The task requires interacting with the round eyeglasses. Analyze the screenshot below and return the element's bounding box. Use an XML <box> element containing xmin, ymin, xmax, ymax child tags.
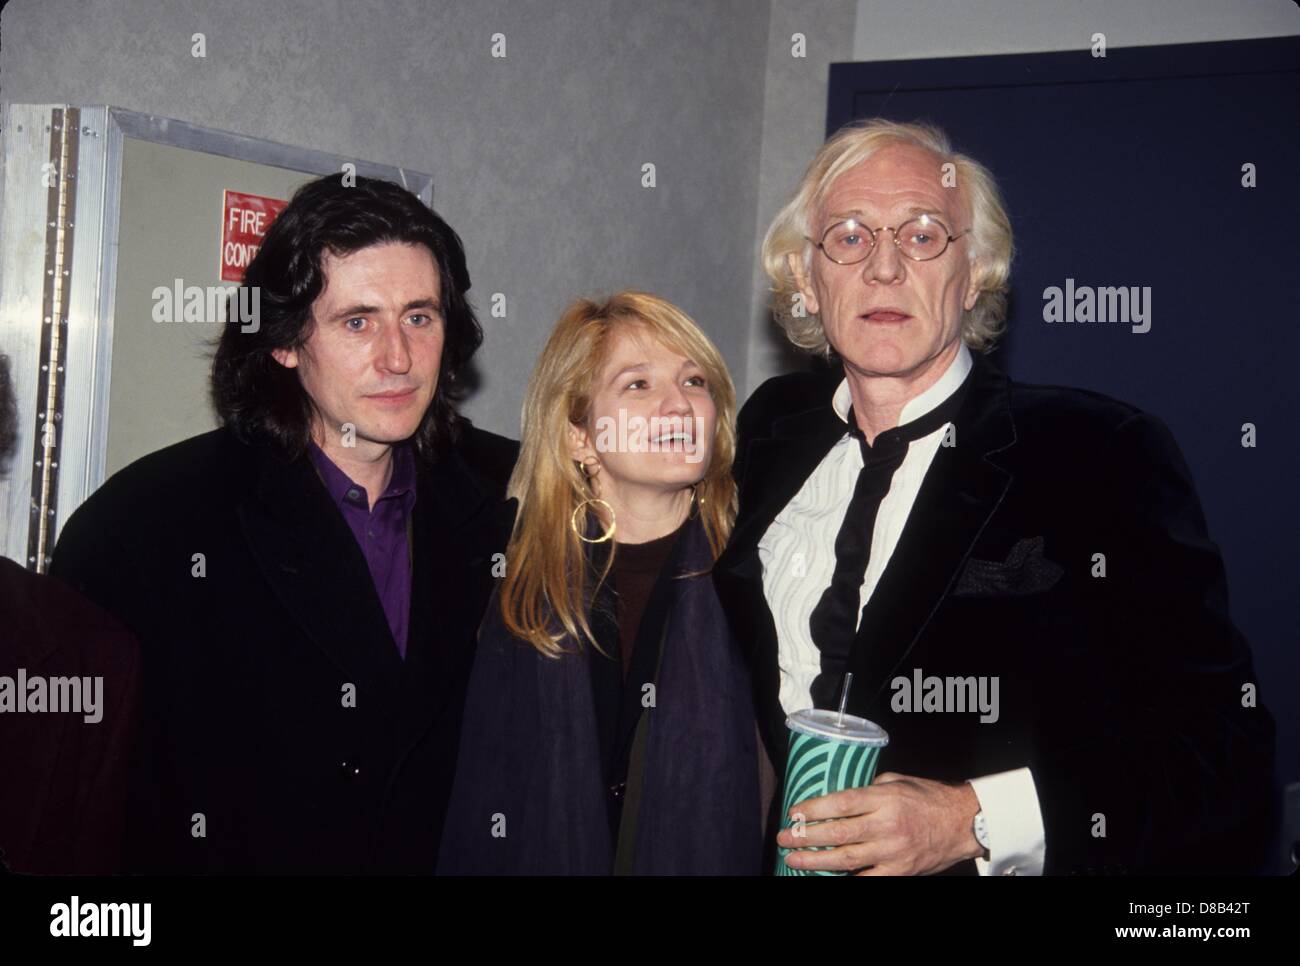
<box><xmin>809</xmin><ymin>214</ymin><xmax>970</xmax><ymax>264</ymax></box>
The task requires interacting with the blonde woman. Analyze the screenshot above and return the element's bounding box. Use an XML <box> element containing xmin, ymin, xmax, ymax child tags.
<box><xmin>438</xmin><ymin>292</ymin><xmax>764</xmax><ymax>874</ymax></box>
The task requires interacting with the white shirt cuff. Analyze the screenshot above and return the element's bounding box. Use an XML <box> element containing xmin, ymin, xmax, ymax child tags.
<box><xmin>968</xmin><ymin>767</ymin><xmax>1045</xmax><ymax>876</ymax></box>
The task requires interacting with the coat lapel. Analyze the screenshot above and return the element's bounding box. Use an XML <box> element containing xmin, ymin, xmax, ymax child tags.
<box><xmin>713</xmin><ymin>399</ymin><xmax>847</xmax><ymax>764</ymax></box>
<box><xmin>403</xmin><ymin>449</ymin><xmax>516</xmax><ymax>732</ymax></box>
<box><xmin>844</xmin><ymin>355</ymin><xmax>1017</xmax><ymax>708</ymax></box>
<box><xmin>239</xmin><ymin>445</ymin><xmax>409</xmax><ymax>725</ymax></box>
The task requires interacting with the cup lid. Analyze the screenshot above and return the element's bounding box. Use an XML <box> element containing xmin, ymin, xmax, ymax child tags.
<box><xmin>786</xmin><ymin>708</ymin><xmax>889</xmax><ymax>746</ymax></box>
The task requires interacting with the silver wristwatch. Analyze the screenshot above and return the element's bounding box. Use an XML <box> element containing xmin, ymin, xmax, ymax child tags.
<box><xmin>972</xmin><ymin>810</ymin><xmax>990</xmax><ymax>852</ymax></box>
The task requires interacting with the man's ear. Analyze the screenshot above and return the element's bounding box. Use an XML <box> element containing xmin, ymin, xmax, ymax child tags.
<box><xmin>963</xmin><ymin>258</ymin><xmax>983</xmax><ymax>312</ymax></box>
<box><xmin>271</xmin><ymin>347</ymin><xmax>299</xmax><ymax>369</ymax></box>
<box><xmin>788</xmin><ymin>251</ymin><xmax>820</xmax><ymax>316</ymax></box>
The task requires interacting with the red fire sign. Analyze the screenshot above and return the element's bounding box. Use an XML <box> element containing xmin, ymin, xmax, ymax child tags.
<box><xmin>220</xmin><ymin>190</ymin><xmax>288</xmax><ymax>282</ymax></box>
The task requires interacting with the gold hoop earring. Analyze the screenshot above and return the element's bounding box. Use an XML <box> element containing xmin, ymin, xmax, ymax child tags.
<box><xmin>571</xmin><ymin>498</ymin><xmax>616</xmax><ymax>544</ymax></box>
<box><xmin>580</xmin><ymin>457</ymin><xmax>601</xmax><ymax>479</ymax></box>
<box><xmin>688</xmin><ymin>483</ymin><xmax>704</xmax><ymax>520</ymax></box>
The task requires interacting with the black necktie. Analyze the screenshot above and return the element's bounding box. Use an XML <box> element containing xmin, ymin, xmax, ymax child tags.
<box><xmin>807</xmin><ymin>372</ymin><xmax>972</xmax><ymax>710</ymax></box>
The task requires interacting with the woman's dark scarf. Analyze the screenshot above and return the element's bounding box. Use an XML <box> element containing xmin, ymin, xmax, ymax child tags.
<box><xmin>437</xmin><ymin>509</ymin><xmax>763</xmax><ymax>874</ymax></box>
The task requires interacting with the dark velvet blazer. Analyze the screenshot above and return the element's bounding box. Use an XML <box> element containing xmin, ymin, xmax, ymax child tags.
<box><xmin>713</xmin><ymin>352</ymin><xmax>1276</xmax><ymax>875</ymax></box>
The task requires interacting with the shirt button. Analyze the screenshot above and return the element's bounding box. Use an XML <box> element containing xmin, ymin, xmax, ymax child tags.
<box><xmin>346</xmin><ymin>488</ymin><xmax>361</xmax><ymax>501</ymax></box>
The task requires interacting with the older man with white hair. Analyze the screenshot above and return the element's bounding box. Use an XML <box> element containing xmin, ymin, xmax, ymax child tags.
<box><xmin>714</xmin><ymin>119</ymin><xmax>1275</xmax><ymax>875</ymax></box>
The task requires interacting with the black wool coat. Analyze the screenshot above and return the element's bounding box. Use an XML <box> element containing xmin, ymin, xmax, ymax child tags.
<box><xmin>49</xmin><ymin>423</ymin><xmax>517</xmax><ymax>873</ymax></box>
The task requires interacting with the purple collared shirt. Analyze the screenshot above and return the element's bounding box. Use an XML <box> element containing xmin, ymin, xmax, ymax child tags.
<box><xmin>309</xmin><ymin>441</ymin><xmax>417</xmax><ymax>658</ymax></box>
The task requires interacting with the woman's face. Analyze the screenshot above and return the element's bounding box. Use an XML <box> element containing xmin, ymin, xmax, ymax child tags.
<box><xmin>569</xmin><ymin>323</ymin><xmax>717</xmax><ymax>503</ymax></box>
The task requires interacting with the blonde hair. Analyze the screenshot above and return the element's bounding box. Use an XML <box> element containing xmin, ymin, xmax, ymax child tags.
<box><xmin>761</xmin><ymin>118</ymin><xmax>1014</xmax><ymax>354</ymax></box>
<box><xmin>500</xmin><ymin>291</ymin><xmax>738</xmax><ymax>657</ymax></box>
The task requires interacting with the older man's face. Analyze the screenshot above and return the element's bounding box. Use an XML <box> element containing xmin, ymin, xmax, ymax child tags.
<box><xmin>792</xmin><ymin>143</ymin><xmax>982</xmax><ymax>380</ymax></box>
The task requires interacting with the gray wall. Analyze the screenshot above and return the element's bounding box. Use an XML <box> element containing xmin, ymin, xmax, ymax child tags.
<box><xmin>745</xmin><ymin>0</ymin><xmax>858</xmax><ymax>395</ymax></box>
<box><xmin>0</xmin><ymin>0</ymin><xmax>772</xmax><ymax>438</ymax></box>
<box><xmin>4</xmin><ymin>0</ymin><xmax>1298</xmax><ymax>426</ymax></box>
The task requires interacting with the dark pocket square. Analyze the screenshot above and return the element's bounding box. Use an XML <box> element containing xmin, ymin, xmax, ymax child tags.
<box><xmin>953</xmin><ymin>535</ymin><xmax>1064</xmax><ymax>598</ymax></box>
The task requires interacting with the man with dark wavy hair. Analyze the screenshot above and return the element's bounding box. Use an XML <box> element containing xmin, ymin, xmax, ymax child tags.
<box><xmin>50</xmin><ymin>175</ymin><xmax>518</xmax><ymax>873</ymax></box>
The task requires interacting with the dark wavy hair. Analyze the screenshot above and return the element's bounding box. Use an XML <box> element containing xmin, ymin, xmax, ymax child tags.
<box><xmin>211</xmin><ymin>174</ymin><xmax>482</xmax><ymax>463</ymax></box>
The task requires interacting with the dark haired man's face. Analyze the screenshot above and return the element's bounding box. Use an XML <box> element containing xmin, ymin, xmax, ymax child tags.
<box><xmin>272</xmin><ymin>241</ymin><xmax>444</xmax><ymax>460</ymax></box>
